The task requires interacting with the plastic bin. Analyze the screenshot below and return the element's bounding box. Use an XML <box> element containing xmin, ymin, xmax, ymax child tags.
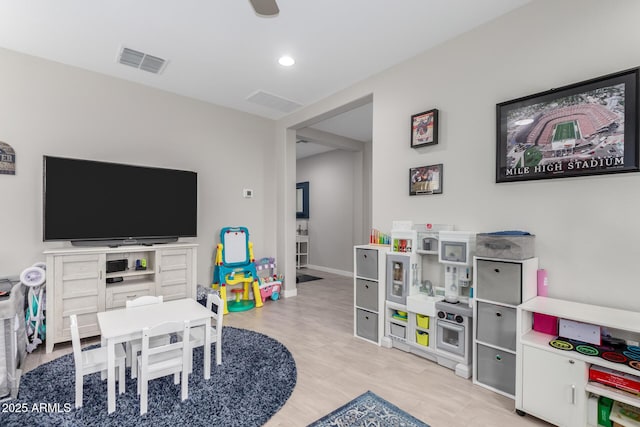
<box><xmin>416</xmin><ymin>331</ymin><xmax>429</xmax><ymax>347</ymax></box>
<box><xmin>416</xmin><ymin>314</ymin><xmax>429</xmax><ymax>329</ymax></box>
<box><xmin>390</xmin><ymin>323</ymin><xmax>406</xmax><ymax>339</ymax></box>
<box><xmin>476</xmin><ymin>233</ymin><xmax>535</xmax><ymax>260</ymax></box>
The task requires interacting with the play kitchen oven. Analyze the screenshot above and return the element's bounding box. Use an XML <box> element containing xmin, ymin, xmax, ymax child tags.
<box><xmin>435</xmin><ymin>300</ymin><xmax>473</xmax><ymax>360</ymax></box>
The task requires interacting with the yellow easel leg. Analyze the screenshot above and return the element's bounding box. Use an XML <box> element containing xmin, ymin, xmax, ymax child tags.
<box><xmin>220</xmin><ymin>286</ymin><xmax>229</xmax><ymax>315</ymax></box>
<box><xmin>253</xmin><ymin>280</ymin><xmax>263</xmax><ymax>308</ymax></box>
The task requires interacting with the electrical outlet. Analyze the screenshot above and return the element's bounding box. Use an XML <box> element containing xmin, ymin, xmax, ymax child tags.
<box><xmin>243</xmin><ymin>188</ymin><xmax>253</xmax><ymax>198</ymax></box>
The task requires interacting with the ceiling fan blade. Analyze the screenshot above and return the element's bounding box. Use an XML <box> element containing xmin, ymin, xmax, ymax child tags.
<box><xmin>249</xmin><ymin>0</ymin><xmax>279</xmax><ymax>16</ymax></box>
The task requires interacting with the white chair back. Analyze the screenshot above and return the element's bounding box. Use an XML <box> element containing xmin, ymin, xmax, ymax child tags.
<box><xmin>126</xmin><ymin>295</ymin><xmax>163</xmax><ymax>308</ymax></box>
<box><xmin>138</xmin><ymin>320</ymin><xmax>191</xmax><ymax>415</ymax></box>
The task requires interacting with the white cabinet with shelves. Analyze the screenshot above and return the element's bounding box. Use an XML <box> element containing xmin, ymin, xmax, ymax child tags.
<box><xmin>296</xmin><ymin>235</ymin><xmax>308</xmax><ymax>269</ymax></box>
<box><xmin>45</xmin><ymin>243</ymin><xmax>197</xmax><ymax>353</ymax></box>
<box><xmin>516</xmin><ymin>296</ymin><xmax>640</xmax><ymax>426</ymax></box>
<box><xmin>353</xmin><ymin>245</ymin><xmax>389</xmax><ymax>345</ymax></box>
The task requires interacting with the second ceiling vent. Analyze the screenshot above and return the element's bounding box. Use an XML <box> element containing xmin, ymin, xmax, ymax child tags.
<box><xmin>118</xmin><ymin>47</ymin><xmax>167</xmax><ymax>74</ymax></box>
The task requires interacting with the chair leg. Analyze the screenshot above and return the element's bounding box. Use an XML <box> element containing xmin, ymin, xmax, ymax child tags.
<box><xmin>75</xmin><ymin>372</ymin><xmax>83</xmax><ymax>409</ymax></box>
<box><xmin>181</xmin><ymin>369</ymin><xmax>188</xmax><ymax>401</ymax></box>
<box><xmin>131</xmin><ymin>346</ymin><xmax>138</xmax><ymax>379</ymax></box>
<box><xmin>173</xmin><ymin>372</ymin><xmax>180</xmax><ymax>384</ymax></box>
<box><xmin>118</xmin><ymin>361</ymin><xmax>125</xmax><ymax>395</ymax></box>
<box><xmin>140</xmin><ymin>373</ymin><xmax>148</xmax><ymax>415</ymax></box>
<box><xmin>216</xmin><ymin>342</ymin><xmax>222</xmax><ymax>365</ymax></box>
<box><xmin>125</xmin><ymin>342</ymin><xmax>132</xmax><ymax>367</ymax></box>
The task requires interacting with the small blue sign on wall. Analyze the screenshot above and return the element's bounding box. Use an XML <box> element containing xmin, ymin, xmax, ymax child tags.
<box><xmin>0</xmin><ymin>141</ymin><xmax>15</xmax><ymax>175</ymax></box>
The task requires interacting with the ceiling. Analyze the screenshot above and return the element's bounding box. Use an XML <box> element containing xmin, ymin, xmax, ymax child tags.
<box><xmin>0</xmin><ymin>0</ymin><xmax>530</xmax><ymax>124</ymax></box>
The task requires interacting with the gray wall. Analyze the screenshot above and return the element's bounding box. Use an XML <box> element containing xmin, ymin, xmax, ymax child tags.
<box><xmin>296</xmin><ymin>149</ymin><xmax>363</xmax><ymax>274</ymax></box>
<box><xmin>0</xmin><ymin>47</ymin><xmax>277</xmax><ymax>287</ymax></box>
<box><xmin>279</xmin><ymin>0</ymin><xmax>640</xmax><ymax>310</ymax></box>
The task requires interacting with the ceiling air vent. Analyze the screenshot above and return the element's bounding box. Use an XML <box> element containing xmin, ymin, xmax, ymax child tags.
<box><xmin>118</xmin><ymin>47</ymin><xmax>167</xmax><ymax>74</ymax></box>
<box><xmin>246</xmin><ymin>90</ymin><xmax>302</xmax><ymax>113</ymax></box>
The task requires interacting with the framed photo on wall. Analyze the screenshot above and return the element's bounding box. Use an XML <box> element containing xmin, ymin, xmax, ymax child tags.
<box><xmin>411</xmin><ymin>109</ymin><xmax>439</xmax><ymax>148</ymax></box>
<box><xmin>409</xmin><ymin>164</ymin><xmax>442</xmax><ymax>195</ymax></box>
<box><xmin>496</xmin><ymin>67</ymin><xmax>639</xmax><ymax>183</ymax></box>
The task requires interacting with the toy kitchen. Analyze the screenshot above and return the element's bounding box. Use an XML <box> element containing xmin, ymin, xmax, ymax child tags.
<box><xmin>381</xmin><ymin>222</ymin><xmax>476</xmax><ymax>379</ymax></box>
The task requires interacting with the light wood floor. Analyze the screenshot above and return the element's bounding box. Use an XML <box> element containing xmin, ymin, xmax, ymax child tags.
<box><xmin>25</xmin><ymin>269</ymin><xmax>553</xmax><ymax>426</ymax></box>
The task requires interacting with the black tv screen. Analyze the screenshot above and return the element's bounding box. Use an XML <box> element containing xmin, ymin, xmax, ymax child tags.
<box><xmin>43</xmin><ymin>156</ymin><xmax>197</xmax><ymax>244</ymax></box>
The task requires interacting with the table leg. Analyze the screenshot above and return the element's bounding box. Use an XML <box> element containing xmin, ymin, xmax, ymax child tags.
<box><xmin>204</xmin><ymin>317</ymin><xmax>211</xmax><ymax>379</ymax></box>
<box><xmin>107</xmin><ymin>340</ymin><xmax>116</xmax><ymax>413</ymax></box>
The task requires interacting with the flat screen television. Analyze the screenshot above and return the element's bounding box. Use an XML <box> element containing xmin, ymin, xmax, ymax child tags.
<box><xmin>43</xmin><ymin>156</ymin><xmax>197</xmax><ymax>246</ymax></box>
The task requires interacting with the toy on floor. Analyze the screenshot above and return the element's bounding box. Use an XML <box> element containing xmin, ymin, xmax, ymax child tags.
<box><xmin>212</xmin><ymin>227</ymin><xmax>263</xmax><ymax>314</ymax></box>
<box><xmin>255</xmin><ymin>257</ymin><xmax>283</xmax><ymax>303</ymax></box>
<box><xmin>21</xmin><ymin>262</ymin><xmax>47</xmax><ymax>353</ymax></box>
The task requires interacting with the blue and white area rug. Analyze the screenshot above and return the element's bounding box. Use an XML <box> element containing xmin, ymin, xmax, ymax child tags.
<box><xmin>308</xmin><ymin>391</ymin><xmax>429</xmax><ymax>427</ymax></box>
<box><xmin>0</xmin><ymin>327</ymin><xmax>296</xmax><ymax>427</ymax></box>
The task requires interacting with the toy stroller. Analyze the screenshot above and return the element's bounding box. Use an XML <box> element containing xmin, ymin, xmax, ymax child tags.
<box><xmin>21</xmin><ymin>263</ymin><xmax>46</xmax><ymax>353</ymax></box>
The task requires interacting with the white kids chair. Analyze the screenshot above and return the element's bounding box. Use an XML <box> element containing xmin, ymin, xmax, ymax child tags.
<box><xmin>188</xmin><ymin>293</ymin><xmax>224</xmax><ymax>370</ymax></box>
<box><xmin>70</xmin><ymin>314</ymin><xmax>126</xmax><ymax>409</ymax></box>
<box><xmin>137</xmin><ymin>320</ymin><xmax>191</xmax><ymax>415</ymax></box>
<box><xmin>125</xmin><ymin>295</ymin><xmax>168</xmax><ymax>379</ymax></box>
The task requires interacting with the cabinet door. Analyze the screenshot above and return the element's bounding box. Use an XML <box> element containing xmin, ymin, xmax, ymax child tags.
<box><xmin>521</xmin><ymin>345</ymin><xmax>586</xmax><ymax>427</ymax></box>
<box><xmin>157</xmin><ymin>248</ymin><xmax>192</xmax><ymax>300</ymax></box>
<box><xmin>54</xmin><ymin>253</ymin><xmax>106</xmax><ymax>340</ymax></box>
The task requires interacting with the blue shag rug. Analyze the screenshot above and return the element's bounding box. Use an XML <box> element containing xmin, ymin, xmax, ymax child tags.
<box><xmin>0</xmin><ymin>327</ymin><xmax>296</xmax><ymax>427</ymax></box>
<box><xmin>308</xmin><ymin>391</ymin><xmax>429</xmax><ymax>427</ymax></box>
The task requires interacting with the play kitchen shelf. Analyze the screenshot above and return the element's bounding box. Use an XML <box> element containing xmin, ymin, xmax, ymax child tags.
<box><xmin>515</xmin><ymin>296</ymin><xmax>640</xmax><ymax>427</ymax></box>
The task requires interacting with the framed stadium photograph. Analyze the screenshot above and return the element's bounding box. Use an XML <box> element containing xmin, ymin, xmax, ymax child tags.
<box><xmin>411</xmin><ymin>109</ymin><xmax>439</xmax><ymax>148</ymax></box>
<box><xmin>496</xmin><ymin>67</ymin><xmax>639</xmax><ymax>183</ymax></box>
<box><xmin>410</xmin><ymin>164</ymin><xmax>443</xmax><ymax>195</ymax></box>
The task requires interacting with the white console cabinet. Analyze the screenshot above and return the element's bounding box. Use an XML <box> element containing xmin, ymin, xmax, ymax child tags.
<box><xmin>516</xmin><ymin>297</ymin><xmax>640</xmax><ymax>426</ymax></box>
<box><xmin>45</xmin><ymin>243</ymin><xmax>197</xmax><ymax>353</ymax></box>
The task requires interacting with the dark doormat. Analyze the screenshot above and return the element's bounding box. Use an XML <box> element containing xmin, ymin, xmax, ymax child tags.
<box><xmin>296</xmin><ymin>274</ymin><xmax>322</xmax><ymax>283</ymax></box>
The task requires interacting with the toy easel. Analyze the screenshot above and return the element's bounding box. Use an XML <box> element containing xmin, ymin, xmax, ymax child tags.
<box><xmin>212</xmin><ymin>227</ymin><xmax>263</xmax><ymax>314</ymax></box>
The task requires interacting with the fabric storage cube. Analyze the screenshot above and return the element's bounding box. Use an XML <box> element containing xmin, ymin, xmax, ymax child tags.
<box><xmin>390</xmin><ymin>323</ymin><xmax>406</xmax><ymax>339</ymax></box>
<box><xmin>476</xmin><ymin>233</ymin><xmax>535</xmax><ymax>260</ymax></box>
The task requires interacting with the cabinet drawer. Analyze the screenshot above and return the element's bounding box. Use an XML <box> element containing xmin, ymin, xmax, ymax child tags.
<box><xmin>476</xmin><ymin>260</ymin><xmax>522</xmax><ymax>305</ymax></box>
<box><xmin>106</xmin><ymin>282</ymin><xmax>153</xmax><ymax>309</ymax></box>
<box><xmin>356</xmin><ymin>249</ymin><xmax>378</xmax><ymax>279</ymax></box>
<box><xmin>356</xmin><ymin>309</ymin><xmax>378</xmax><ymax>342</ymax></box>
<box><xmin>476</xmin><ymin>302</ymin><xmax>517</xmax><ymax>351</ymax></box>
<box><xmin>355</xmin><ymin>279</ymin><xmax>378</xmax><ymax>311</ymax></box>
<box><xmin>476</xmin><ymin>343</ymin><xmax>516</xmax><ymax>396</ymax></box>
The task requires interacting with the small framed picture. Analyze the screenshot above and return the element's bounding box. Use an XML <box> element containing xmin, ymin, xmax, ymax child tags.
<box><xmin>409</xmin><ymin>164</ymin><xmax>443</xmax><ymax>196</ymax></box>
<box><xmin>411</xmin><ymin>109</ymin><xmax>439</xmax><ymax>148</ymax></box>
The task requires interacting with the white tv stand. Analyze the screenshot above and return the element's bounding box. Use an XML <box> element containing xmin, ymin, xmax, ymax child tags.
<box><xmin>44</xmin><ymin>243</ymin><xmax>197</xmax><ymax>353</ymax></box>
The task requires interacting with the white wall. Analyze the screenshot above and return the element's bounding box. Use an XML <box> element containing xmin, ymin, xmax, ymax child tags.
<box><xmin>296</xmin><ymin>149</ymin><xmax>363</xmax><ymax>273</ymax></box>
<box><xmin>0</xmin><ymin>48</ymin><xmax>277</xmax><ymax>287</ymax></box>
<box><xmin>279</xmin><ymin>0</ymin><xmax>640</xmax><ymax>311</ymax></box>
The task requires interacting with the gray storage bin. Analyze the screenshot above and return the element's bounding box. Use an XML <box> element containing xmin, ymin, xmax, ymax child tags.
<box><xmin>355</xmin><ymin>279</ymin><xmax>378</xmax><ymax>311</ymax></box>
<box><xmin>390</xmin><ymin>322</ymin><xmax>406</xmax><ymax>339</ymax></box>
<box><xmin>476</xmin><ymin>234</ymin><xmax>535</xmax><ymax>260</ymax></box>
<box><xmin>355</xmin><ymin>248</ymin><xmax>378</xmax><ymax>279</ymax></box>
<box><xmin>476</xmin><ymin>260</ymin><xmax>522</xmax><ymax>306</ymax></box>
<box><xmin>476</xmin><ymin>343</ymin><xmax>516</xmax><ymax>396</ymax></box>
<box><xmin>476</xmin><ymin>301</ymin><xmax>517</xmax><ymax>351</ymax></box>
<box><xmin>356</xmin><ymin>309</ymin><xmax>378</xmax><ymax>342</ymax></box>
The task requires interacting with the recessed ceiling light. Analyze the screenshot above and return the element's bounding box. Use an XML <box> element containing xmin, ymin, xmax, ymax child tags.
<box><xmin>278</xmin><ymin>56</ymin><xmax>295</xmax><ymax>67</ymax></box>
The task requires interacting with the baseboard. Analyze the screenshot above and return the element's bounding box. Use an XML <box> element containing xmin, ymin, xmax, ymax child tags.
<box><xmin>283</xmin><ymin>288</ymin><xmax>298</xmax><ymax>298</ymax></box>
<box><xmin>305</xmin><ymin>264</ymin><xmax>352</xmax><ymax>277</ymax></box>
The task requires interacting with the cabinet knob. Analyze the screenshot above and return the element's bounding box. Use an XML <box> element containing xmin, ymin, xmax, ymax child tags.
<box><xmin>363</xmin><ymin>254</ymin><xmax>367</xmax><ymax>258</ymax></box>
<box><xmin>494</xmin><ymin>268</ymin><xmax>500</xmax><ymax>273</ymax></box>
<box><xmin>495</xmin><ymin>354</ymin><xmax>502</xmax><ymax>361</ymax></box>
<box><xmin>365</xmin><ymin>285</ymin><xmax>369</xmax><ymax>289</ymax></box>
<box><xmin>496</xmin><ymin>312</ymin><xmax>502</xmax><ymax>317</ymax></box>
<box><xmin>569</xmin><ymin>360</ymin><xmax>575</xmax><ymax>364</ymax></box>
